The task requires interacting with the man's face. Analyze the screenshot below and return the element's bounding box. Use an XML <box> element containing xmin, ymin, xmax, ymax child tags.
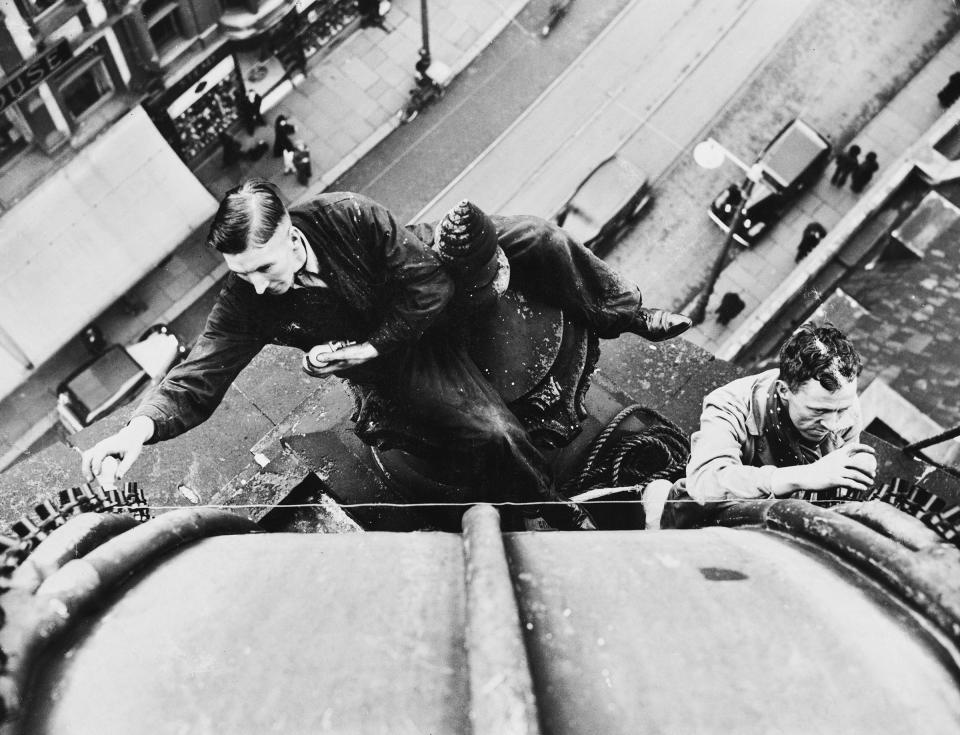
<box><xmin>223</xmin><ymin>216</ymin><xmax>305</xmax><ymax>295</ymax></box>
<box><xmin>776</xmin><ymin>377</ymin><xmax>858</xmax><ymax>443</ymax></box>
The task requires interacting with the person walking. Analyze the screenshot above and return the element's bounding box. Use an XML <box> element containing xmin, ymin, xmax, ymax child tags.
<box><xmin>219</xmin><ymin>130</ymin><xmax>242</xmax><ymax>167</ymax></box>
<box><xmin>830</xmin><ymin>145</ymin><xmax>860</xmax><ymax>187</ymax></box>
<box><xmin>938</xmin><ymin>72</ymin><xmax>960</xmax><ymax>108</ymax></box>
<box><xmin>850</xmin><ymin>151</ymin><xmax>879</xmax><ymax>194</ymax></box>
<box><xmin>716</xmin><ymin>292</ymin><xmax>745</xmax><ymax>326</ymax></box>
<box><xmin>273</xmin><ymin>114</ymin><xmax>296</xmax><ymax>157</ymax></box>
<box><xmin>242</xmin><ymin>90</ymin><xmax>265</xmax><ymax>135</ymax></box>
<box><xmin>293</xmin><ymin>141</ymin><xmax>312</xmax><ymax>186</ymax></box>
<box><xmin>796</xmin><ymin>221</ymin><xmax>827</xmax><ymax>262</ymax></box>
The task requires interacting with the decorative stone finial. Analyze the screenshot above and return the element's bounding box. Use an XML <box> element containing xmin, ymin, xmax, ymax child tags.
<box><xmin>434</xmin><ymin>200</ymin><xmax>509</xmax><ymax>308</ymax></box>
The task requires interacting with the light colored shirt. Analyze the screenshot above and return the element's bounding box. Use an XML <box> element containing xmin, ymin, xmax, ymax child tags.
<box><xmin>685</xmin><ymin>369</ymin><xmax>861</xmax><ymax>503</ymax></box>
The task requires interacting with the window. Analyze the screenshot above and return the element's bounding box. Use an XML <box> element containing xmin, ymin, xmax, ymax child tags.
<box><xmin>60</xmin><ymin>59</ymin><xmax>114</xmax><ymax>120</ymax></box>
<box><xmin>143</xmin><ymin>0</ymin><xmax>186</xmax><ymax>55</ymax></box>
<box><xmin>149</xmin><ymin>11</ymin><xmax>184</xmax><ymax>53</ymax></box>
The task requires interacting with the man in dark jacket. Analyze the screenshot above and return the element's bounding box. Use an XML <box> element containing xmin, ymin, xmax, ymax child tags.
<box><xmin>82</xmin><ymin>181</ymin><xmax>690</xmax><ymax>529</ymax></box>
<box><xmin>850</xmin><ymin>151</ymin><xmax>879</xmax><ymax>193</ymax></box>
<box><xmin>830</xmin><ymin>145</ymin><xmax>860</xmax><ymax>187</ymax></box>
<box><xmin>795</xmin><ymin>221</ymin><xmax>827</xmax><ymax>262</ymax></box>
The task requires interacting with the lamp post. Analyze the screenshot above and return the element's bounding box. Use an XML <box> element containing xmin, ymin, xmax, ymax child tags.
<box><xmin>688</xmin><ymin>138</ymin><xmax>763</xmax><ymax>325</ymax></box>
<box><xmin>415</xmin><ymin>0</ymin><xmax>432</xmax><ymax>84</ymax></box>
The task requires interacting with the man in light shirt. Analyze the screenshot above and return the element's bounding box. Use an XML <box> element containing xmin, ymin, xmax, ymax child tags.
<box><xmin>645</xmin><ymin>323</ymin><xmax>877</xmax><ymax>529</ymax></box>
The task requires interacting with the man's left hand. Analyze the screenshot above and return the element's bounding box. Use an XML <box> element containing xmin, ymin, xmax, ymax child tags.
<box><xmin>302</xmin><ymin>341</ymin><xmax>379</xmax><ymax>377</ymax></box>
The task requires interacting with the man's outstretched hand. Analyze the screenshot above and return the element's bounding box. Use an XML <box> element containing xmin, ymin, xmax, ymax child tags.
<box><xmin>770</xmin><ymin>442</ymin><xmax>877</xmax><ymax>497</ymax></box>
<box><xmin>808</xmin><ymin>442</ymin><xmax>877</xmax><ymax>492</ymax></box>
<box><xmin>302</xmin><ymin>341</ymin><xmax>379</xmax><ymax>377</ymax></box>
<box><xmin>81</xmin><ymin>416</ymin><xmax>155</xmax><ymax>483</ymax></box>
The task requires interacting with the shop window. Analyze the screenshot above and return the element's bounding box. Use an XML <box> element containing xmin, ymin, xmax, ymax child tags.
<box><xmin>0</xmin><ymin>110</ymin><xmax>29</xmax><ymax>166</ymax></box>
<box><xmin>60</xmin><ymin>58</ymin><xmax>114</xmax><ymax>120</ymax></box>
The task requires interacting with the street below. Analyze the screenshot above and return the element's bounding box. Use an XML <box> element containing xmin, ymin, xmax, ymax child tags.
<box><xmin>335</xmin><ymin>0</ymin><xmax>959</xmax><ymax>316</ymax></box>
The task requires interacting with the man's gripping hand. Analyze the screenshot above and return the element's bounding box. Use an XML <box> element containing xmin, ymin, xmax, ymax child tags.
<box><xmin>302</xmin><ymin>341</ymin><xmax>379</xmax><ymax>377</ymax></box>
<box><xmin>805</xmin><ymin>443</ymin><xmax>877</xmax><ymax>493</ymax></box>
<box><xmin>81</xmin><ymin>416</ymin><xmax>155</xmax><ymax>483</ymax></box>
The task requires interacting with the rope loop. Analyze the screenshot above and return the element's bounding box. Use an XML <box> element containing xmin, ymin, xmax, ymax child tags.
<box><xmin>561</xmin><ymin>404</ymin><xmax>689</xmax><ymax>497</ymax></box>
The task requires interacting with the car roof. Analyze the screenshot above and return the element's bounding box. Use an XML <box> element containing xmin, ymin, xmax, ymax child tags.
<box><xmin>59</xmin><ymin>345</ymin><xmax>145</xmax><ymax>422</ymax></box>
<box><xmin>761</xmin><ymin>119</ymin><xmax>829</xmax><ymax>188</ymax></box>
<box><xmin>568</xmin><ymin>155</ymin><xmax>646</xmax><ymax>225</ymax></box>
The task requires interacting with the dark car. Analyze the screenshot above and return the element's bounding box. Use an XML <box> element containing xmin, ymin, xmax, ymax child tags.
<box><xmin>56</xmin><ymin>324</ymin><xmax>185</xmax><ymax>433</ymax></box>
<box><xmin>554</xmin><ymin>154</ymin><xmax>651</xmax><ymax>255</ymax></box>
<box><xmin>708</xmin><ymin>119</ymin><xmax>831</xmax><ymax>246</ymax></box>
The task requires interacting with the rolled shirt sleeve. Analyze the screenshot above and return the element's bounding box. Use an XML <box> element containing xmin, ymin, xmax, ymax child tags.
<box><xmin>685</xmin><ymin>378</ymin><xmax>777</xmax><ymax>503</ymax></box>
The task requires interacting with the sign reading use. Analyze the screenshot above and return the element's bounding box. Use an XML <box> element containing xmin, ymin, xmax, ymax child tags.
<box><xmin>0</xmin><ymin>40</ymin><xmax>73</xmax><ymax>113</ymax></box>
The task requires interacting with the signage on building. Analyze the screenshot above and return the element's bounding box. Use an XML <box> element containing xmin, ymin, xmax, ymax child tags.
<box><xmin>0</xmin><ymin>40</ymin><xmax>73</xmax><ymax>113</ymax></box>
<box><xmin>166</xmin><ymin>56</ymin><xmax>237</xmax><ymax>119</ymax></box>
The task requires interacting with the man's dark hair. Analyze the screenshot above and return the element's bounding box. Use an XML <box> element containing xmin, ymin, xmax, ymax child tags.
<box><xmin>778</xmin><ymin>322</ymin><xmax>862</xmax><ymax>392</ymax></box>
<box><xmin>207</xmin><ymin>179</ymin><xmax>287</xmax><ymax>254</ymax></box>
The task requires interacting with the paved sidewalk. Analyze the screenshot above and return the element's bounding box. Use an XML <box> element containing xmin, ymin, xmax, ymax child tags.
<box><xmin>683</xmin><ymin>31</ymin><xmax>960</xmax><ymax>356</ymax></box>
<box><xmin>0</xmin><ymin>0</ymin><xmax>528</xmax><ymax>471</ymax></box>
<box><xmin>196</xmin><ymin>0</ymin><xmax>528</xmax><ymax>206</ymax></box>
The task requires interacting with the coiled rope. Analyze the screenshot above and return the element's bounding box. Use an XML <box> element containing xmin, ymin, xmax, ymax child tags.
<box><xmin>561</xmin><ymin>404</ymin><xmax>689</xmax><ymax>497</ymax></box>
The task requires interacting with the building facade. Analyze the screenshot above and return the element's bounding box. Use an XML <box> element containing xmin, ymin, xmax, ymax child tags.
<box><xmin>0</xmin><ymin>0</ymin><xmax>360</xmax><ymax>400</ymax></box>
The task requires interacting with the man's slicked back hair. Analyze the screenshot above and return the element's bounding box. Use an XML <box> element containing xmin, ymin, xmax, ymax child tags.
<box><xmin>778</xmin><ymin>322</ymin><xmax>862</xmax><ymax>393</ymax></box>
<box><xmin>207</xmin><ymin>178</ymin><xmax>287</xmax><ymax>254</ymax></box>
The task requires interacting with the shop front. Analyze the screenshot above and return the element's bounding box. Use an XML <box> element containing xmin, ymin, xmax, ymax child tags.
<box><xmin>0</xmin><ymin>32</ymin><xmax>132</xmax><ymax>162</ymax></box>
<box><xmin>227</xmin><ymin>0</ymin><xmax>363</xmax><ymax>96</ymax></box>
<box><xmin>0</xmin><ymin>39</ymin><xmax>74</xmax><ymax>162</ymax></box>
<box><xmin>143</xmin><ymin>0</ymin><xmax>365</xmax><ymax>165</ymax></box>
<box><xmin>281</xmin><ymin>0</ymin><xmax>360</xmax><ymax>68</ymax></box>
<box><xmin>145</xmin><ymin>46</ymin><xmax>243</xmax><ymax>164</ymax></box>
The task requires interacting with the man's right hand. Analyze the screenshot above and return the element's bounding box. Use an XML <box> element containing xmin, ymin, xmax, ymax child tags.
<box><xmin>773</xmin><ymin>442</ymin><xmax>877</xmax><ymax>496</ymax></box>
<box><xmin>81</xmin><ymin>416</ymin><xmax>155</xmax><ymax>483</ymax></box>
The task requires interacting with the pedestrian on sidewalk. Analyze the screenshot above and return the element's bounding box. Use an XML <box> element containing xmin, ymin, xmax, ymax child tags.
<box><xmin>358</xmin><ymin>0</ymin><xmax>390</xmax><ymax>28</ymax></box>
<box><xmin>242</xmin><ymin>90</ymin><xmax>265</xmax><ymax>135</ymax></box>
<box><xmin>850</xmin><ymin>151</ymin><xmax>878</xmax><ymax>194</ymax></box>
<box><xmin>219</xmin><ymin>130</ymin><xmax>242</xmax><ymax>167</ymax></box>
<box><xmin>273</xmin><ymin>114</ymin><xmax>296</xmax><ymax>157</ymax></box>
<box><xmin>796</xmin><ymin>221</ymin><xmax>827</xmax><ymax>262</ymax></box>
<box><xmin>282</xmin><ymin>147</ymin><xmax>295</xmax><ymax>175</ymax></box>
<box><xmin>830</xmin><ymin>145</ymin><xmax>860</xmax><ymax>187</ymax></box>
<box><xmin>938</xmin><ymin>72</ymin><xmax>960</xmax><ymax>108</ymax></box>
<box><xmin>293</xmin><ymin>141</ymin><xmax>312</xmax><ymax>186</ymax></box>
<box><xmin>82</xmin><ymin>325</ymin><xmax>107</xmax><ymax>356</ymax></box>
<box><xmin>716</xmin><ymin>292</ymin><xmax>745</xmax><ymax>326</ymax></box>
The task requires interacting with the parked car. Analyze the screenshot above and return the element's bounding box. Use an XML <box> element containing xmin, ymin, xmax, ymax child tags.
<box><xmin>708</xmin><ymin>119</ymin><xmax>831</xmax><ymax>246</ymax></box>
<box><xmin>553</xmin><ymin>154</ymin><xmax>651</xmax><ymax>255</ymax></box>
<box><xmin>56</xmin><ymin>324</ymin><xmax>185</xmax><ymax>433</ymax></box>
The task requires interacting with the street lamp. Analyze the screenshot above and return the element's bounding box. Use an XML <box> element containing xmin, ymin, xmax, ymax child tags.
<box><xmin>693</xmin><ymin>138</ymin><xmax>751</xmax><ymax>174</ymax></box>
<box><xmin>416</xmin><ymin>0</ymin><xmax>432</xmax><ymax>84</ymax></box>
<box><xmin>688</xmin><ymin>139</ymin><xmax>763</xmax><ymax>325</ymax></box>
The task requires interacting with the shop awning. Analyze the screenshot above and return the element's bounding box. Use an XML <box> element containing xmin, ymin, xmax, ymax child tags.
<box><xmin>0</xmin><ymin>105</ymin><xmax>217</xmax><ymax>400</ymax></box>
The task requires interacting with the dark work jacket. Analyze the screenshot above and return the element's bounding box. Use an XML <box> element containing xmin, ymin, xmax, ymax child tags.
<box><xmin>135</xmin><ymin>193</ymin><xmax>454</xmax><ymax>442</ymax></box>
